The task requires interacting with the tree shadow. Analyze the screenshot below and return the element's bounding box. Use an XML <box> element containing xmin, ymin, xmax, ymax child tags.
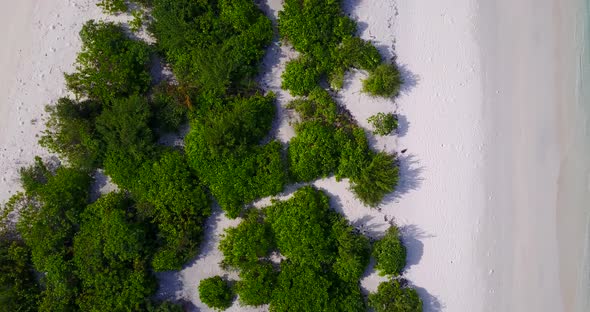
<box><xmin>411</xmin><ymin>283</ymin><xmax>445</xmax><ymax>312</ymax></box>
<box><xmin>383</xmin><ymin>153</ymin><xmax>424</xmax><ymax>203</ymax></box>
<box><xmin>399</xmin><ymin>224</ymin><xmax>434</xmax><ymax>269</ymax></box>
<box><xmin>398</xmin><ymin>63</ymin><xmax>420</xmax><ymax>95</ymax></box>
<box><xmin>154</xmin><ymin>203</ymin><xmax>225</xmax><ymax>308</ymax></box>
<box><xmin>396</xmin><ymin>114</ymin><xmax>409</xmax><ymax>137</ymax></box>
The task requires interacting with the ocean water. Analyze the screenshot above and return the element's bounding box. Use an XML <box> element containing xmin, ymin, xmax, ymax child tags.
<box><xmin>561</xmin><ymin>0</ymin><xmax>590</xmax><ymax>310</ymax></box>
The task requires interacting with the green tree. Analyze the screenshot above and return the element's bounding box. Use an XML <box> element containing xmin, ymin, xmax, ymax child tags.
<box><xmin>270</xmin><ymin>261</ymin><xmax>332</xmax><ymax>312</ymax></box>
<box><xmin>368</xmin><ymin>280</ymin><xmax>423</xmax><ymax>312</ymax></box>
<box><xmin>331</xmin><ymin>217</ymin><xmax>371</xmax><ymax>282</ymax></box>
<box><xmin>373</xmin><ymin>226</ymin><xmax>407</xmax><ymax>276</ymax></box>
<box><xmin>199</xmin><ymin>276</ymin><xmax>234</xmax><ymax>310</ymax></box>
<box><xmin>65</xmin><ymin>20</ymin><xmax>151</xmax><ymax>103</ymax></box>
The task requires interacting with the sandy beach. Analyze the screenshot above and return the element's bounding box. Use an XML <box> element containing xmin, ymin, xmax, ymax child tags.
<box><xmin>1</xmin><ymin>0</ymin><xmax>588</xmax><ymax>311</ymax></box>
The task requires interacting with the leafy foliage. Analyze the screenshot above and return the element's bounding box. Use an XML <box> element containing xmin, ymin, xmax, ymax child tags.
<box><xmin>97</xmin><ymin>95</ymin><xmax>155</xmax><ymax>188</ymax></box>
<box><xmin>368</xmin><ymin>112</ymin><xmax>398</xmax><ymax>136</ymax></box>
<box><xmin>373</xmin><ymin>226</ymin><xmax>407</xmax><ymax>276</ymax></box>
<box><xmin>363</xmin><ymin>64</ymin><xmax>403</xmax><ymax>97</ymax></box>
<box><xmin>16</xmin><ymin>164</ymin><xmax>92</xmax><ymax>311</ymax></box>
<box><xmin>220</xmin><ymin>187</ymin><xmax>370</xmax><ymax>311</ymax></box>
<box><xmin>150</xmin><ymin>83</ymin><xmax>190</xmax><ymax>132</ymax></box>
<box><xmin>219</xmin><ymin>210</ymin><xmax>274</xmax><ymax>269</ymax></box>
<box><xmin>0</xmin><ymin>236</ymin><xmax>40</xmax><ymax>311</ymax></box>
<box><xmin>350</xmin><ymin>151</ymin><xmax>399</xmax><ymax>207</ymax></box>
<box><xmin>185</xmin><ymin>94</ymin><xmax>287</xmax><ymax>218</ymax></box>
<box><xmin>368</xmin><ymin>280</ymin><xmax>423</xmax><ymax>312</ymax></box>
<box><xmin>236</xmin><ymin>262</ymin><xmax>277</xmax><ymax>306</ymax></box>
<box><xmin>65</xmin><ymin>20</ymin><xmax>151</xmax><ymax>103</ymax></box>
<box><xmin>40</xmin><ymin>98</ymin><xmax>102</xmax><ymax>169</ymax></box>
<box><xmin>97</xmin><ymin>0</ymin><xmax>127</xmax><ymax>14</ymax></box>
<box><xmin>150</xmin><ymin>0</ymin><xmax>273</xmax><ymax>94</ymax></box>
<box><xmin>73</xmin><ymin>193</ymin><xmax>156</xmax><ymax>311</ymax></box>
<box><xmin>134</xmin><ymin>150</ymin><xmax>211</xmax><ymax>271</ymax></box>
<box><xmin>286</xmin><ymin>89</ymin><xmax>399</xmax><ymax>206</ymax></box>
<box><xmin>199</xmin><ymin>276</ymin><xmax>234</xmax><ymax>310</ymax></box>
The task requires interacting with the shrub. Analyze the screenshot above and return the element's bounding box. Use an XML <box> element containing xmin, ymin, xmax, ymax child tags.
<box><xmin>198</xmin><ymin>276</ymin><xmax>234</xmax><ymax>310</ymax></box>
<box><xmin>65</xmin><ymin>20</ymin><xmax>151</xmax><ymax>103</ymax></box>
<box><xmin>0</xmin><ymin>236</ymin><xmax>40</xmax><ymax>311</ymax></box>
<box><xmin>350</xmin><ymin>151</ymin><xmax>399</xmax><ymax>207</ymax></box>
<box><xmin>219</xmin><ymin>210</ymin><xmax>274</xmax><ymax>269</ymax></box>
<box><xmin>288</xmin><ymin>122</ymin><xmax>340</xmax><ymax>182</ymax></box>
<box><xmin>281</xmin><ymin>57</ymin><xmax>321</xmax><ymax>96</ymax></box>
<box><xmin>150</xmin><ymin>0</ymin><xmax>272</xmax><ymax>94</ymax></box>
<box><xmin>16</xmin><ymin>165</ymin><xmax>92</xmax><ymax>310</ymax></box>
<box><xmin>150</xmin><ymin>83</ymin><xmax>190</xmax><ymax>132</ymax></box>
<box><xmin>368</xmin><ymin>112</ymin><xmax>398</xmax><ymax>136</ymax></box>
<box><xmin>133</xmin><ymin>150</ymin><xmax>211</xmax><ymax>271</ymax></box>
<box><xmin>96</xmin><ymin>95</ymin><xmax>155</xmax><ymax>188</ymax></box>
<box><xmin>368</xmin><ymin>280</ymin><xmax>423</xmax><ymax>312</ymax></box>
<box><xmin>265</xmin><ymin>187</ymin><xmax>335</xmax><ymax>268</ymax></box>
<box><xmin>270</xmin><ymin>261</ymin><xmax>331</xmax><ymax>312</ymax></box>
<box><xmin>336</xmin><ymin>37</ymin><xmax>382</xmax><ymax>71</ymax></box>
<box><xmin>97</xmin><ymin>0</ymin><xmax>127</xmax><ymax>14</ymax></box>
<box><xmin>373</xmin><ymin>226</ymin><xmax>407</xmax><ymax>276</ymax></box>
<box><xmin>363</xmin><ymin>63</ymin><xmax>403</xmax><ymax>97</ymax></box>
<box><xmin>236</xmin><ymin>262</ymin><xmax>277</xmax><ymax>306</ymax></box>
<box><xmin>39</xmin><ymin>98</ymin><xmax>102</xmax><ymax>169</ymax></box>
<box><xmin>331</xmin><ymin>217</ymin><xmax>371</xmax><ymax>282</ymax></box>
<box><xmin>73</xmin><ymin>193</ymin><xmax>156</xmax><ymax>311</ymax></box>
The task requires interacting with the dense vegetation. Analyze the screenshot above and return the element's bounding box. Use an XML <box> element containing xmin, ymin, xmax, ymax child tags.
<box><xmin>150</xmin><ymin>0</ymin><xmax>273</xmax><ymax>95</ymax></box>
<box><xmin>1</xmin><ymin>0</ymin><xmax>422</xmax><ymax>310</ymax></box>
<box><xmin>198</xmin><ymin>276</ymin><xmax>235</xmax><ymax>310</ymax></box>
<box><xmin>369</xmin><ymin>280</ymin><xmax>423</xmax><ymax>312</ymax></box>
<box><xmin>286</xmin><ymin>88</ymin><xmax>399</xmax><ymax>206</ymax></box>
<box><xmin>219</xmin><ymin>187</ymin><xmax>371</xmax><ymax>311</ymax></box>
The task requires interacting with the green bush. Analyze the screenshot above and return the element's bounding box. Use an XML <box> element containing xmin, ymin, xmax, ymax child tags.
<box><xmin>281</xmin><ymin>57</ymin><xmax>321</xmax><ymax>96</ymax></box>
<box><xmin>39</xmin><ymin>98</ymin><xmax>102</xmax><ymax>169</ymax></box>
<box><xmin>350</xmin><ymin>151</ymin><xmax>399</xmax><ymax>207</ymax></box>
<box><xmin>373</xmin><ymin>226</ymin><xmax>407</xmax><ymax>276</ymax></box>
<box><xmin>16</xmin><ymin>165</ymin><xmax>92</xmax><ymax>310</ymax></box>
<box><xmin>219</xmin><ymin>210</ymin><xmax>274</xmax><ymax>269</ymax></box>
<box><xmin>236</xmin><ymin>262</ymin><xmax>277</xmax><ymax>306</ymax></box>
<box><xmin>65</xmin><ymin>20</ymin><xmax>151</xmax><ymax>103</ymax></box>
<box><xmin>331</xmin><ymin>217</ymin><xmax>371</xmax><ymax>282</ymax></box>
<box><xmin>368</xmin><ymin>112</ymin><xmax>398</xmax><ymax>136</ymax></box>
<box><xmin>265</xmin><ymin>187</ymin><xmax>335</xmax><ymax>268</ymax></box>
<box><xmin>368</xmin><ymin>280</ymin><xmax>423</xmax><ymax>312</ymax></box>
<box><xmin>133</xmin><ymin>150</ymin><xmax>211</xmax><ymax>271</ymax></box>
<box><xmin>150</xmin><ymin>83</ymin><xmax>190</xmax><ymax>132</ymax></box>
<box><xmin>288</xmin><ymin>122</ymin><xmax>340</xmax><ymax>182</ymax></box>
<box><xmin>198</xmin><ymin>276</ymin><xmax>234</xmax><ymax>310</ymax></box>
<box><xmin>270</xmin><ymin>261</ymin><xmax>332</xmax><ymax>312</ymax></box>
<box><xmin>363</xmin><ymin>64</ymin><xmax>403</xmax><ymax>97</ymax></box>
<box><xmin>336</xmin><ymin>37</ymin><xmax>382</xmax><ymax>71</ymax></box>
<box><xmin>73</xmin><ymin>193</ymin><xmax>156</xmax><ymax>311</ymax></box>
<box><xmin>97</xmin><ymin>0</ymin><xmax>127</xmax><ymax>14</ymax></box>
<box><xmin>185</xmin><ymin>93</ymin><xmax>286</xmax><ymax>218</ymax></box>
<box><xmin>0</xmin><ymin>236</ymin><xmax>40</xmax><ymax>312</ymax></box>
<box><xmin>150</xmin><ymin>0</ymin><xmax>272</xmax><ymax>94</ymax></box>
<box><xmin>96</xmin><ymin>95</ymin><xmax>155</xmax><ymax>188</ymax></box>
